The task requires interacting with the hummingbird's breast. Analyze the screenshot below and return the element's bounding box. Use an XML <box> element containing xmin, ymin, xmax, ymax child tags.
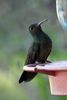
<box><xmin>37</xmin><ymin>41</ymin><xmax>52</xmax><ymax>63</ymax></box>
<box><xmin>36</xmin><ymin>33</ymin><xmax>52</xmax><ymax>63</ymax></box>
<box><xmin>31</xmin><ymin>30</ymin><xmax>52</xmax><ymax>63</ymax></box>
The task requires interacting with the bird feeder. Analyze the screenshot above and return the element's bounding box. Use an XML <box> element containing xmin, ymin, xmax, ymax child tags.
<box><xmin>56</xmin><ymin>0</ymin><xmax>67</xmax><ymax>30</ymax></box>
<box><xmin>23</xmin><ymin>61</ymin><xmax>67</xmax><ymax>95</ymax></box>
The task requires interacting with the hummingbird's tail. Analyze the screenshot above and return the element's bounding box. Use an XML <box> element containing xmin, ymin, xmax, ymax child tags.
<box><xmin>19</xmin><ymin>71</ymin><xmax>37</xmax><ymax>83</ymax></box>
<box><xmin>19</xmin><ymin>60</ymin><xmax>51</xmax><ymax>83</ymax></box>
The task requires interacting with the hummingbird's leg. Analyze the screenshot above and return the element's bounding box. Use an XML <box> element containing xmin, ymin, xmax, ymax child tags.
<box><xmin>46</xmin><ymin>60</ymin><xmax>52</xmax><ymax>63</ymax></box>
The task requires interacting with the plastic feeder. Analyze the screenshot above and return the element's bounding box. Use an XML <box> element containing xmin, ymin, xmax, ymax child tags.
<box><xmin>23</xmin><ymin>61</ymin><xmax>67</xmax><ymax>95</ymax></box>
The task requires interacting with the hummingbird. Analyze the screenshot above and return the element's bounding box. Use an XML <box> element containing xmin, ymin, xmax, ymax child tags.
<box><xmin>19</xmin><ymin>19</ymin><xmax>52</xmax><ymax>83</ymax></box>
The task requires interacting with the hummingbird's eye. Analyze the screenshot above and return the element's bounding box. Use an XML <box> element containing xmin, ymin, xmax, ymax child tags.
<box><xmin>29</xmin><ymin>24</ymin><xmax>36</xmax><ymax>31</ymax></box>
<box><xmin>30</xmin><ymin>26</ymin><xmax>34</xmax><ymax>30</ymax></box>
<box><xmin>29</xmin><ymin>26</ymin><xmax>34</xmax><ymax>31</ymax></box>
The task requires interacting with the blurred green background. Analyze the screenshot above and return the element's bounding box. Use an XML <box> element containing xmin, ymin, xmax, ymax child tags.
<box><xmin>0</xmin><ymin>0</ymin><xmax>67</xmax><ymax>100</ymax></box>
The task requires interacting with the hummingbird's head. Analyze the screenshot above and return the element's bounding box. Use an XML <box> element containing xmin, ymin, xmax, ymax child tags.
<box><xmin>29</xmin><ymin>19</ymin><xmax>48</xmax><ymax>33</ymax></box>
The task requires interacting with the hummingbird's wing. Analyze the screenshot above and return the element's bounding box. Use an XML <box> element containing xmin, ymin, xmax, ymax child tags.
<box><xmin>19</xmin><ymin>42</ymin><xmax>39</xmax><ymax>83</ymax></box>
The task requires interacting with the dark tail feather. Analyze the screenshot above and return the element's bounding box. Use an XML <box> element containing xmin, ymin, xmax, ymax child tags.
<box><xmin>19</xmin><ymin>71</ymin><xmax>26</xmax><ymax>83</ymax></box>
<box><xmin>19</xmin><ymin>71</ymin><xmax>37</xmax><ymax>83</ymax></box>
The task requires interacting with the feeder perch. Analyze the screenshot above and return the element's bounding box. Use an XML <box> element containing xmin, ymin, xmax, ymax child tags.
<box><xmin>23</xmin><ymin>61</ymin><xmax>67</xmax><ymax>95</ymax></box>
